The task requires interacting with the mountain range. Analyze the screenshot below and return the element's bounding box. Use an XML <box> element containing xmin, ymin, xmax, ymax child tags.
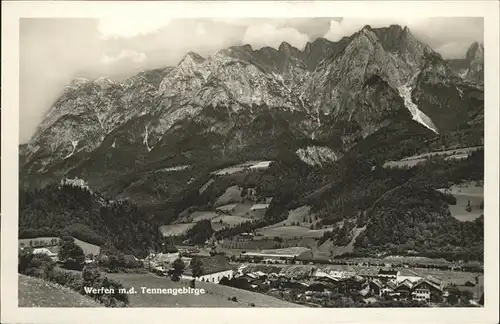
<box><xmin>19</xmin><ymin>25</ymin><xmax>484</xmax><ymax>258</ymax></box>
<box><xmin>19</xmin><ymin>25</ymin><xmax>484</xmax><ymax>256</ymax></box>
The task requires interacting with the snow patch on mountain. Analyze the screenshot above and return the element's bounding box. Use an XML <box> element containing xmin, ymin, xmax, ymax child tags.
<box><xmin>157</xmin><ymin>165</ymin><xmax>190</xmax><ymax>173</ymax></box>
<box><xmin>397</xmin><ymin>84</ymin><xmax>439</xmax><ymax>134</ymax></box>
<box><xmin>296</xmin><ymin>146</ymin><xmax>342</xmax><ymax>166</ymax></box>
<box><xmin>63</xmin><ymin>140</ymin><xmax>79</xmax><ymax>159</ymax></box>
<box><xmin>143</xmin><ymin>125</ymin><xmax>152</xmax><ymax>152</ymax></box>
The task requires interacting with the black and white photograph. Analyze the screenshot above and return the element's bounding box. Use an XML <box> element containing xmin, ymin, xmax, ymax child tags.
<box><xmin>1</xmin><ymin>1</ymin><xmax>499</xmax><ymax>323</ymax></box>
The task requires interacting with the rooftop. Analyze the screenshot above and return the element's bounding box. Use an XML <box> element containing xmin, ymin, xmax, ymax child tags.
<box><xmin>378</xmin><ymin>269</ymin><xmax>399</xmax><ymax>275</ymax></box>
<box><xmin>250</xmin><ymin>204</ymin><xmax>270</xmax><ymax>210</ymax></box>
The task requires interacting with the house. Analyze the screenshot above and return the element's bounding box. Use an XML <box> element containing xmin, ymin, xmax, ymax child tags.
<box><xmin>312</xmin><ymin>270</ymin><xmax>341</xmax><ymax>284</ymax></box>
<box><xmin>250</xmin><ymin>204</ymin><xmax>270</xmax><ymax>211</ymax></box>
<box><xmin>343</xmin><ymin>276</ymin><xmax>367</xmax><ymax>293</ymax></box>
<box><xmin>249</xmin><ymin>161</ymin><xmax>273</xmax><ymax>170</ymax></box>
<box><xmin>394</xmin><ymin>279</ymin><xmax>414</xmax><ymax>299</ymax></box>
<box><xmin>381</xmin><ymin>280</ymin><xmax>398</xmax><ymax>297</ymax></box>
<box><xmin>378</xmin><ymin>269</ymin><xmax>399</xmax><ymax>281</ymax></box>
<box><xmin>32</xmin><ymin>247</ymin><xmax>58</xmax><ymax>261</ymax></box>
<box><xmin>369</xmin><ymin>279</ymin><xmax>384</xmax><ymax>297</ymax></box>
<box><xmin>411</xmin><ymin>279</ymin><xmax>444</xmax><ymax>303</ymax></box>
<box><xmin>396</xmin><ymin>275</ymin><xmax>422</xmax><ymax>285</ymax></box>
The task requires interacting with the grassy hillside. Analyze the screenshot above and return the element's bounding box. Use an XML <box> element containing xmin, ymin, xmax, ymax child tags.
<box><xmin>106</xmin><ymin>273</ymin><xmax>303</xmax><ymax>307</ymax></box>
<box><xmin>18</xmin><ymin>274</ymin><xmax>101</xmax><ymax>307</ymax></box>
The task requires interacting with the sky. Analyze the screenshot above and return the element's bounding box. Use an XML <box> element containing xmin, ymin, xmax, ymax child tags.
<box><xmin>19</xmin><ymin>17</ymin><xmax>484</xmax><ymax>143</ymax></box>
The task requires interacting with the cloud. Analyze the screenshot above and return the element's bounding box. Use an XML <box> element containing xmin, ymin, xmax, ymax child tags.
<box><xmin>97</xmin><ymin>17</ymin><xmax>171</xmax><ymax>39</ymax></box>
<box><xmin>243</xmin><ymin>23</ymin><xmax>310</xmax><ymax>50</ymax></box>
<box><xmin>101</xmin><ymin>49</ymin><xmax>147</xmax><ymax>64</ymax></box>
<box><xmin>324</xmin><ymin>17</ymin><xmax>483</xmax><ymax>59</ymax></box>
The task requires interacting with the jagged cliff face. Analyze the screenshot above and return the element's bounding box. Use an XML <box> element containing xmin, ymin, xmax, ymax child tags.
<box><xmin>21</xmin><ymin>24</ymin><xmax>484</xmax><ymax>203</ymax></box>
<box><xmin>447</xmin><ymin>42</ymin><xmax>484</xmax><ymax>86</ymax></box>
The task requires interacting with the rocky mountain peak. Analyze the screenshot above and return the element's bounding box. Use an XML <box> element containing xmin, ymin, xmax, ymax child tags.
<box><xmin>466</xmin><ymin>41</ymin><xmax>484</xmax><ymax>62</ymax></box>
<box><xmin>278</xmin><ymin>41</ymin><xmax>299</xmax><ymax>54</ymax></box>
<box><xmin>177</xmin><ymin>51</ymin><xmax>205</xmax><ymax>72</ymax></box>
<box><xmin>241</xmin><ymin>44</ymin><xmax>253</xmax><ymax>52</ymax></box>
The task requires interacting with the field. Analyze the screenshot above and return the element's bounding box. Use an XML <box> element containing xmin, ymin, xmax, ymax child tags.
<box><xmin>159</xmin><ymin>224</ymin><xmax>196</xmax><ymax>236</ymax></box>
<box><xmin>18</xmin><ymin>236</ymin><xmax>100</xmax><ymax>255</ymax></box>
<box><xmin>256</xmin><ymin>225</ymin><xmax>330</xmax><ymax>238</ymax></box>
<box><xmin>18</xmin><ymin>274</ymin><xmax>101</xmax><ymax>307</ymax></box>
<box><xmin>383</xmin><ymin>146</ymin><xmax>483</xmax><ymax>169</ymax></box>
<box><xmin>438</xmin><ymin>182</ymin><xmax>484</xmax><ymax>222</ymax></box>
<box><xmin>316</xmin><ymin>226</ymin><xmax>366</xmax><ymax>258</ymax></box>
<box><xmin>211</xmin><ymin>160</ymin><xmax>273</xmax><ymax>176</ymax></box>
<box><xmin>214</xmin><ymin>185</ymin><xmax>242</xmax><ymax>206</ymax></box>
<box><xmin>73</xmin><ymin>238</ymin><xmax>101</xmax><ymax>255</ymax></box>
<box><xmin>162</xmin><ymin>202</ymin><xmax>264</xmax><ymax>237</ymax></box>
<box><xmin>221</xmin><ymin>237</ymin><xmax>320</xmax><ymax>251</ymax></box>
<box><xmin>106</xmin><ymin>273</ymin><xmax>303</xmax><ymax>307</ymax></box>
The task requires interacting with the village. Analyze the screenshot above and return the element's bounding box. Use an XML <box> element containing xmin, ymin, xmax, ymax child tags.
<box><xmin>131</xmin><ymin>241</ymin><xmax>483</xmax><ymax>307</ymax></box>
<box><xmin>19</xmin><ymin>230</ymin><xmax>484</xmax><ymax>308</ymax></box>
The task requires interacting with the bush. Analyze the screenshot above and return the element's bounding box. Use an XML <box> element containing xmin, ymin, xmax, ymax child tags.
<box><xmin>58</xmin><ymin>236</ymin><xmax>85</xmax><ymax>270</ymax></box>
<box><xmin>18</xmin><ymin>249</ymin><xmax>128</xmax><ymax>307</ymax></box>
<box><xmin>19</xmin><ymin>249</ymin><xmax>55</xmax><ymax>278</ymax></box>
<box><xmin>45</xmin><ymin>268</ymin><xmax>82</xmax><ymax>291</ymax></box>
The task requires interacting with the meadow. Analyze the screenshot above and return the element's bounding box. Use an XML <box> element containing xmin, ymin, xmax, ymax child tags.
<box><xmin>18</xmin><ymin>236</ymin><xmax>100</xmax><ymax>255</ymax></box>
<box><xmin>106</xmin><ymin>273</ymin><xmax>302</xmax><ymax>307</ymax></box>
<box><xmin>18</xmin><ymin>274</ymin><xmax>101</xmax><ymax>307</ymax></box>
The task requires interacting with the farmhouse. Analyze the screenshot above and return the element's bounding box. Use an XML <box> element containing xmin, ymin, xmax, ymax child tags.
<box><xmin>369</xmin><ymin>279</ymin><xmax>384</xmax><ymax>297</ymax></box>
<box><xmin>242</xmin><ymin>247</ymin><xmax>313</xmax><ymax>262</ymax></box>
<box><xmin>249</xmin><ymin>161</ymin><xmax>273</xmax><ymax>170</ymax></box>
<box><xmin>250</xmin><ymin>203</ymin><xmax>269</xmax><ymax>211</ymax></box>
<box><xmin>32</xmin><ymin>247</ymin><xmax>57</xmax><ymax>259</ymax></box>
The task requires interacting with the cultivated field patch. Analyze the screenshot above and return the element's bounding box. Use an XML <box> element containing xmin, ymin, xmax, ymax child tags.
<box><xmin>438</xmin><ymin>182</ymin><xmax>484</xmax><ymax>222</ymax></box>
<box><xmin>383</xmin><ymin>146</ymin><xmax>483</xmax><ymax>169</ymax></box>
<box><xmin>257</xmin><ymin>225</ymin><xmax>329</xmax><ymax>238</ymax></box>
<box><xmin>160</xmin><ymin>224</ymin><xmax>196</xmax><ymax>237</ymax></box>
<box><xmin>214</xmin><ymin>185</ymin><xmax>242</xmax><ymax>207</ymax></box>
